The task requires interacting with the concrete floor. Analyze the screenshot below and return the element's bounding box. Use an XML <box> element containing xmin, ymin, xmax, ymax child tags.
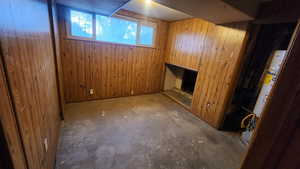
<box><xmin>56</xmin><ymin>94</ymin><xmax>246</xmax><ymax>169</ymax></box>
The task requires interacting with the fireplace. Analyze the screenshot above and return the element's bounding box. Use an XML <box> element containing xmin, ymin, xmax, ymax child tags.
<box><xmin>163</xmin><ymin>64</ymin><xmax>198</xmax><ymax>108</ymax></box>
<box><xmin>181</xmin><ymin>69</ymin><xmax>197</xmax><ymax>94</ymax></box>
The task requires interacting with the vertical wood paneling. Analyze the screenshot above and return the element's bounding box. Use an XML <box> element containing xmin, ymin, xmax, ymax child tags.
<box><xmin>0</xmin><ymin>56</ymin><xmax>27</xmax><ymax>169</ymax></box>
<box><xmin>165</xmin><ymin>19</ymin><xmax>210</xmax><ymax>70</ymax></box>
<box><xmin>58</xmin><ymin>6</ymin><xmax>169</xmax><ymax>102</ymax></box>
<box><xmin>0</xmin><ymin>0</ymin><xmax>61</xmax><ymax>169</ymax></box>
<box><xmin>193</xmin><ymin>22</ymin><xmax>248</xmax><ymax>128</ymax></box>
<box><xmin>165</xmin><ymin>18</ymin><xmax>248</xmax><ymax>128</ymax></box>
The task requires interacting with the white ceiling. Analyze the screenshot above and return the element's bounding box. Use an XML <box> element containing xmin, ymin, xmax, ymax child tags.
<box><xmin>121</xmin><ymin>0</ymin><xmax>192</xmax><ymax>21</ymax></box>
<box><xmin>57</xmin><ymin>0</ymin><xmax>130</xmax><ymax>16</ymax></box>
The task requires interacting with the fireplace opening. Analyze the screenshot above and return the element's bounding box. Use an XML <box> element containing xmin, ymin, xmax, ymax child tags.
<box><xmin>181</xmin><ymin>69</ymin><xmax>197</xmax><ymax>94</ymax></box>
<box><xmin>163</xmin><ymin>64</ymin><xmax>198</xmax><ymax>108</ymax></box>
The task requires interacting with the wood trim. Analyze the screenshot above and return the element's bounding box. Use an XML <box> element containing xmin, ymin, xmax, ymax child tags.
<box><xmin>165</xmin><ymin>62</ymin><xmax>199</xmax><ymax>72</ymax></box>
<box><xmin>240</xmin><ymin>20</ymin><xmax>300</xmax><ymax>169</ymax></box>
<box><xmin>48</xmin><ymin>0</ymin><xmax>65</xmax><ymax>119</ymax></box>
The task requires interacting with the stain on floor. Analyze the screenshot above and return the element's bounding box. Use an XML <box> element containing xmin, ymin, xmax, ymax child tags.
<box><xmin>56</xmin><ymin>94</ymin><xmax>246</xmax><ymax>169</ymax></box>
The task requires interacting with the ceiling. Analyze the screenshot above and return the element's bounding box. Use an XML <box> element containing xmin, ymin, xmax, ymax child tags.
<box><xmin>121</xmin><ymin>0</ymin><xmax>192</xmax><ymax>21</ymax></box>
<box><xmin>56</xmin><ymin>0</ymin><xmax>131</xmax><ymax>16</ymax></box>
<box><xmin>154</xmin><ymin>0</ymin><xmax>257</xmax><ymax>24</ymax></box>
<box><xmin>56</xmin><ymin>0</ymin><xmax>270</xmax><ymax>24</ymax></box>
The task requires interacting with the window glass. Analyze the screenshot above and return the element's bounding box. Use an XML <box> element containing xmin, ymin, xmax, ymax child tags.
<box><xmin>139</xmin><ymin>25</ymin><xmax>154</xmax><ymax>46</ymax></box>
<box><xmin>96</xmin><ymin>15</ymin><xmax>137</xmax><ymax>45</ymax></box>
<box><xmin>70</xmin><ymin>10</ymin><xmax>93</xmax><ymax>38</ymax></box>
<box><xmin>69</xmin><ymin>9</ymin><xmax>156</xmax><ymax>47</ymax></box>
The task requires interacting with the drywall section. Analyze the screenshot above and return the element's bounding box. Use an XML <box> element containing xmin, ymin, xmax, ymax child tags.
<box><xmin>58</xmin><ymin>6</ymin><xmax>169</xmax><ymax>102</ymax></box>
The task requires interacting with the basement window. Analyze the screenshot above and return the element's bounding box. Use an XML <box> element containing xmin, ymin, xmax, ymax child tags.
<box><xmin>96</xmin><ymin>15</ymin><xmax>138</xmax><ymax>45</ymax></box>
<box><xmin>139</xmin><ymin>24</ymin><xmax>155</xmax><ymax>46</ymax></box>
<box><xmin>68</xmin><ymin>9</ymin><xmax>156</xmax><ymax>47</ymax></box>
<box><xmin>70</xmin><ymin>10</ymin><xmax>93</xmax><ymax>38</ymax></box>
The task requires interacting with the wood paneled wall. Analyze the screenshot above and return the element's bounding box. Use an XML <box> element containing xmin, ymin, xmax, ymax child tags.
<box><xmin>0</xmin><ymin>57</ymin><xmax>27</xmax><ymax>169</ymax></box>
<box><xmin>165</xmin><ymin>18</ymin><xmax>248</xmax><ymax>128</ymax></box>
<box><xmin>58</xmin><ymin>6</ymin><xmax>169</xmax><ymax>102</ymax></box>
<box><xmin>0</xmin><ymin>0</ymin><xmax>61</xmax><ymax>169</ymax></box>
<box><xmin>165</xmin><ymin>19</ymin><xmax>209</xmax><ymax>70</ymax></box>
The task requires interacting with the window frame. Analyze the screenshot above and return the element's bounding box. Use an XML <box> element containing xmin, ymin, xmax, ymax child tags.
<box><xmin>138</xmin><ymin>21</ymin><xmax>157</xmax><ymax>47</ymax></box>
<box><xmin>66</xmin><ymin>8</ymin><xmax>157</xmax><ymax>48</ymax></box>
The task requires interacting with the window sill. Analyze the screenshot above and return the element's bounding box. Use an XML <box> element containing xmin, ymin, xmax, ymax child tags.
<box><xmin>65</xmin><ymin>36</ymin><xmax>157</xmax><ymax>49</ymax></box>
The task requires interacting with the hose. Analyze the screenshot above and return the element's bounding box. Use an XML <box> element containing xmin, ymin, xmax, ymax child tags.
<box><xmin>241</xmin><ymin>113</ymin><xmax>257</xmax><ymax>129</ymax></box>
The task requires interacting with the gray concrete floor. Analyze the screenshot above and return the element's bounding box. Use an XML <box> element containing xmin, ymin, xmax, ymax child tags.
<box><xmin>56</xmin><ymin>94</ymin><xmax>246</xmax><ymax>169</ymax></box>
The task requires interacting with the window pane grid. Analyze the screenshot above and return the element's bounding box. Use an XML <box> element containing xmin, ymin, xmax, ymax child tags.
<box><xmin>69</xmin><ymin>9</ymin><xmax>155</xmax><ymax>47</ymax></box>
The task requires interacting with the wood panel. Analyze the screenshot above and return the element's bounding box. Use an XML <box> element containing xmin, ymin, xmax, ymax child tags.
<box><xmin>0</xmin><ymin>0</ymin><xmax>61</xmax><ymax>169</ymax></box>
<box><xmin>165</xmin><ymin>19</ymin><xmax>209</xmax><ymax>70</ymax></box>
<box><xmin>192</xmin><ymin>20</ymin><xmax>248</xmax><ymax>128</ymax></box>
<box><xmin>58</xmin><ymin>6</ymin><xmax>169</xmax><ymax>102</ymax></box>
<box><xmin>240</xmin><ymin>21</ymin><xmax>300</xmax><ymax>169</ymax></box>
<box><xmin>165</xmin><ymin>18</ymin><xmax>248</xmax><ymax>128</ymax></box>
<box><xmin>0</xmin><ymin>56</ymin><xmax>27</xmax><ymax>169</ymax></box>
